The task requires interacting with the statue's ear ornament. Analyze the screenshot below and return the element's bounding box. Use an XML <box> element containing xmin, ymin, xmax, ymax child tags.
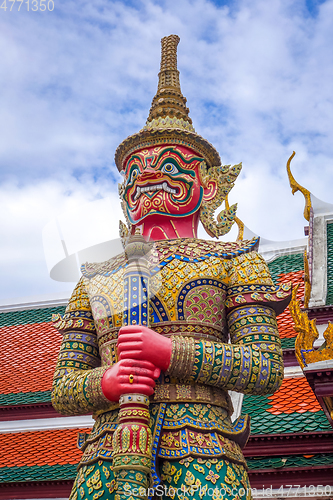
<box><xmin>118</xmin><ymin>181</ymin><xmax>133</xmax><ymax>240</ymax></box>
<box><xmin>118</xmin><ymin>181</ymin><xmax>124</xmax><ymax>198</ymax></box>
<box><xmin>119</xmin><ymin>220</ymin><xmax>129</xmax><ymax>245</ymax></box>
<box><xmin>199</xmin><ymin>162</ymin><xmax>242</xmax><ymax>238</ymax></box>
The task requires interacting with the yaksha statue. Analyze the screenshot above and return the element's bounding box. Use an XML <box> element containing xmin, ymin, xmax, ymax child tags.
<box><xmin>52</xmin><ymin>35</ymin><xmax>290</xmax><ymax>500</ymax></box>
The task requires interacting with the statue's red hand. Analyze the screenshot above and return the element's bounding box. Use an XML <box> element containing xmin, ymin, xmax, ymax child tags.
<box><xmin>117</xmin><ymin>325</ymin><xmax>172</xmax><ymax>372</ymax></box>
<box><xmin>101</xmin><ymin>359</ymin><xmax>160</xmax><ymax>402</ymax></box>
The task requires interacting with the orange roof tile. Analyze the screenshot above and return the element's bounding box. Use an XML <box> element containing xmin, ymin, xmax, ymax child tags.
<box><xmin>0</xmin><ymin>428</ymin><xmax>90</xmax><ymax>467</ymax></box>
<box><xmin>277</xmin><ymin>270</ymin><xmax>304</xmax><ymax>338</ymax></box>
<box><xmin>0</xmin><ymin>323</ymin><xmax>61</xmax><ymax>394</ymax></box>
<box><xmin>267</xmin><ymin>377</ymin><xmax>322</xmax><ymax>415</ymax></box>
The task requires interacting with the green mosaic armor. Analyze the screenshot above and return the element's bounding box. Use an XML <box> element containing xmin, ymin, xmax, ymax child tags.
<box><xmin>52</xmin><ymin>237</ymin><xmax>290</xmax><ymax>500</ymax></box>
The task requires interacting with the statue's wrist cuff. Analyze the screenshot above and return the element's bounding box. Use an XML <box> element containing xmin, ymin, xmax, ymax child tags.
<box><xmin>85</xmin><ymin>366</ymin><xmax>111</xmax><ymax>406</ymax></box>
<box><xmin>166</xmin><ymin>335</ymin><xmax>196</xmax><ymax>380</ymax></box>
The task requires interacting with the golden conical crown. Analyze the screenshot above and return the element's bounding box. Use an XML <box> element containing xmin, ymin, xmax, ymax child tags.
<box><xmin>115</xmin><ymin>35</ymin><xmax>220</xmax><ymax>171</ymax></box>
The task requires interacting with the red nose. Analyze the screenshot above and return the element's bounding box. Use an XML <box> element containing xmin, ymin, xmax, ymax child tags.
<box><xmin>137</xmin><ymin>170</ymin><xmax>164</xmax><ymax>182</ymax></box>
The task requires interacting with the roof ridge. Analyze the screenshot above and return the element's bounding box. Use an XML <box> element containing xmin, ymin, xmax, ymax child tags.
<box><xmin>0</xmin><ymin>305</ymin><xmax>66</xmax><ymax>328</ymax></box>
<box><xmin>0</xmin><ymin>297</ymin><xmax>68</xmax><ymax>313</ymax></box>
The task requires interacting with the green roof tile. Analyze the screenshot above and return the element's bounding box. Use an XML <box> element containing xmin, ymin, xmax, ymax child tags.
<box><xmin>0</xmin><ymin>306</ymin><xmax>66</xmax><ymax>328</ymax></box>
<box><xmin>242</xmin><ymin>393</ymin><xmax>271</xmax><ymax>419</ymax></box>
<box><xmin>247</xmin><ymin>453</ymin><xmax>333</xmax><ymax>470</ymax></box>
<box><xmin>281</xmin><ymin>337</ymin><xmax>296</xmax><ymax>349</ymax></box>
<box><xmin>326</xmin><ymin>223</ymin><xmax>333</xmax><ymax>305</ymax></box>
<box><xmin>249</xmin><ymin>411</ymin><xmax>331</xmax><ymax>434</ymax></box>
<box><xmin>0</xmin><ymin>464</ymin><xmax>77</xmax><ymax>483</ymax></box>
<box><xmin>268</xmin><ymin>254</ymin><xmax>304</xmax><ymax>285</ymax></box>
<box><xmin>0</xmin><ymin>391</ymin><xmax>51</xmax><ymax>406</ymax></box>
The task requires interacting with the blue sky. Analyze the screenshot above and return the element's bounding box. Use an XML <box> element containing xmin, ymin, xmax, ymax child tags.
<box><xmin>1</xmin><ymin>0</ymin><xmax>333</xmax><ymax>301</ymax></box>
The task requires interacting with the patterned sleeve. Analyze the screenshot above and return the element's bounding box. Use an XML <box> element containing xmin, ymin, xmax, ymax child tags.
<box><xmin>167</xmin><ymin>251</ymin><xmax>291</xmax><ymax>395</ymax></box>
<box><xmin>51</xmin><ymin>278</ymin><xmax>113</xmax><ymax>415</ymax></box>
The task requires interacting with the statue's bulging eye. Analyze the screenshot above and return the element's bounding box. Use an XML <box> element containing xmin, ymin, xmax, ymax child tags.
<box><xmin>162</xmin><ymin>163</ymin><xmax>179</xmax><ymax>174</ymax></box>
<box><xmin>131</xmin><ymin>168</ymin><xmax>139</xmax><ymax>182</ymax></box>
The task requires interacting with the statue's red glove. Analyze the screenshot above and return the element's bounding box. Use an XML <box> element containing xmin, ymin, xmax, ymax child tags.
<box><xmin>101</xmin><ymin>359</ymin><xmax>160</xmax><ymax>402</ymax></box>
<box><xmin>117</xmin><ymin>325</ymin><xmax>172</xmax><ymax>372</ymax></box>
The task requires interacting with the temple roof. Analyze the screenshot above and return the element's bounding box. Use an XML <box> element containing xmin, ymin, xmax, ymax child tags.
<box><xmin>0</xmin><ymin>429</ymin><xmax>86</xmax><ymax>468</ymax></box>
<box><xmin>0</xmin><ymin>307</ymin><xmax>65</xmax><ymax>406</ymax></box>
<box><xmin>0</xmin><ymin>428</ymin><xmax>89</xmax><ymax>485</ymax></box>
<box><xmin>243</xmin><ymin>377</ymin><xmax>331</xmax><ymax>435</ymax></box>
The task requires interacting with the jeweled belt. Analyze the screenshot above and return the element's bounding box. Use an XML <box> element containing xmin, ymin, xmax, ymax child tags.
<box><xmin>152</xmin><ymin>383</ymin><xmax>231</xmax><ymax>412</ymax></box>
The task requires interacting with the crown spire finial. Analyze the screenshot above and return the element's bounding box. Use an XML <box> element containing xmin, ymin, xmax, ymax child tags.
<box><xmin>146</xmin><ymin>35</ymin><xmax>192</xmax><ymax>126</ymax></box>
<box><xmin>158</xmin><ymin>35</ymin><xmax>181</xmax><ymax>91</ymax></box>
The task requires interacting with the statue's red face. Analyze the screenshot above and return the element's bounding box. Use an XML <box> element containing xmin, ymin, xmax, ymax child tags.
<box><xmin>122</xmin><ymin>145</ymin><xmax>206</xmax><ymax>225</ymax></box>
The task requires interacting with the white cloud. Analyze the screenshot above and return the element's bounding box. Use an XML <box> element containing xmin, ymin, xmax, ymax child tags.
<box><xmin>1</xmin><ymin>0</ymin><xmax>333</xmax><ymax>299</ymax></box>
<box><xmin>0</xmin><ymin>176</ymin><xmax>122</xmax><ymax>300</ymax></box>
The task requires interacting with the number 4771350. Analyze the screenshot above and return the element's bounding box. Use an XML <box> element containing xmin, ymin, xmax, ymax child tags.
<box><xmin>1</xmin><ymin>0</ymin><xmax>54</xmax><ymax>11</ymax></box>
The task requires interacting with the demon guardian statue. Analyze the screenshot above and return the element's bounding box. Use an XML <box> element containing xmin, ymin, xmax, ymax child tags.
<box><xmin>52</xmin><ymin>35</ymin><xmax>290</xmax><ymax>500</ymax></box>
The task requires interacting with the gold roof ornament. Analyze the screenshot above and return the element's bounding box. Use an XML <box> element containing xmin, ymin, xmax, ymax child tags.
<box><xmin>290</xmin><ymin>286</ymin><xmax>333</xmax><ymax>369</ymax></box>
<box><xmin>286</xmin><ymin>151</ymin><xmax>312</xmax><ymax>309</ymax></box>
<box><xmin>115</xmin><ymin>35</ymin><xmax>221</xmax><ymax>171</ymax></box>
<box><xmin>286</xmin><ymin>151</ymin><xmax>312</xmax><ymax>221</ymax></box>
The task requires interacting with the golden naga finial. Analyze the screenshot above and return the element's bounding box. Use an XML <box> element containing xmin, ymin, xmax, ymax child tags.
<box><xmin>287</xmin><ymin>152</ymin><xmax>312</xmax><ymax>307</ymax></box>
<box><xmin>225</xmin><ymin>194</ymin><xmax>244</xmax><ymax>240</ymax></box>
<box><xmin>286</xmin><ymin>151</ymin><xmax>311</xmax><ymax>221</ymax></box>
<box><xmin>290</xmin><ymin>286</ymin><xmax>333</xmax><ymax>369</ymax></box>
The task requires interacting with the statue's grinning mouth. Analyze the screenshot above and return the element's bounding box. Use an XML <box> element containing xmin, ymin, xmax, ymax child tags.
<box><xmin>134</xmin><ymin>182</ymin><xmax>178</xmax><ymax>201</ymax></box>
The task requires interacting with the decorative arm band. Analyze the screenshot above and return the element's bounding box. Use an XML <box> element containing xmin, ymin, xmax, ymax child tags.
<box><xmin>166</xmin><ymin>305</ymin><xmax>283</xmax><ymax>395</ymax></box>
<box><xmin>52</xmin><ymin>330</ymin><xmax>111</xmax><ymax>415</ymax></box>
<box><xmin>52</xmin><ymin>366</ymin><xmax>111</xmax><ymax>415</ymax></box>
